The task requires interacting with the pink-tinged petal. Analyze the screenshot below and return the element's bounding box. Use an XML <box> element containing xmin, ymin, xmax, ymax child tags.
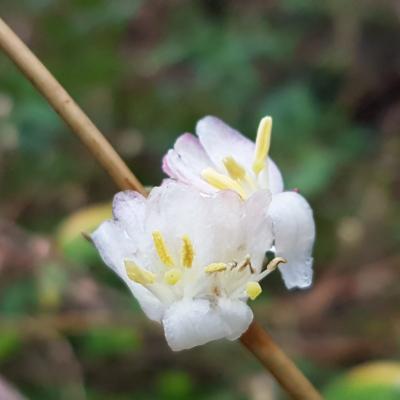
<box><xmin>196</xmin><ymin>116</ymin><xmax>255</xmax><ymax>171</ymax></box>
<box><xmin>162</xmin><ymin>133</ymin><xmax>215</xmax><ymax>192</ymax></box>
<box><xmin>268</xmin><ymin>191</ymin><xmax>315</xmax><ymax>289</ymax></box>
<box><xmin>161</xmin><ymin>154</ymin><xmax>174</xmax><ymax>177</ymax></box>
<box><xmin>174</xmin><ymin>133</ymin><xmax>213</xmax><ymax>171</ymax></box>
<box><xmin>163</xmin><ymin>150</ymin><xmax>211</xmax><ymax>192</ymax></box>
<box><xmin>163</xmin><ymin>298</ymin><xmax>252</xmax><ymax>351</ymax></box>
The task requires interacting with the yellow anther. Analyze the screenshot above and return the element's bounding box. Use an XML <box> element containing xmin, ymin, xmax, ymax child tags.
<box><xmin>205</xmin><ymin>263</ymin><xmax>227</xmax><ymax>273</ymax></box>
<box><xmin>201</xmin><ymin>168</ymin><xmax>247</xmax><ymax>198</ymax></box>
<box><xmin>246</xmin><ymin>281</ymin><xmax>262</xmax><ymax>300</ymax></box>
<box><xmin>223</xmin><ymin>156</ymin><xmax>246</xmax><ymax>181</ymax></box>
<box><xmin>252</xmin><ymin>116</ymin><xmax>272</xmax><ymax>175</ymax></box>
<box><xmin>152</xmin><ymin>231</ymin><xmax>175</xmax><ymax>267</ymax></box>
<box><xmin>125</xmin><ymin>260</ymin><xmax>156</xmax><ymax>285</ymax></box>
<box><xmin>164</xmin><ymin>268</ymin><xmax>182</xmax><ymax>285</ymax></box>
<box><xmin>181</xmin><ymin>235</ymin><xmax>195</xmax><ymax>268</ymax></box>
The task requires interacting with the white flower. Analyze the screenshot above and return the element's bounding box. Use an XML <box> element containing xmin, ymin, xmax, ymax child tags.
<box><xmin>92</xmin><ymin>181</ymin><xmax>279</xmax><ymax>351</ymax></box>
<box><xmin>163</xmin><ymin>116</ymin><xmax>315</xmax><ymax>290</ymax></box>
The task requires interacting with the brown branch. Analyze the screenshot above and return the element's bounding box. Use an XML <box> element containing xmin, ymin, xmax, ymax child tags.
<box><xmin>241</xmin><ymin>321</ymin><xmax>322</xmax><ymax>400</ymax></box>
<box><xmin>0</xmin><ymin>17</ymin><xmax>146</xmax><ymax>195</ymax></box>
<box><xmin>0</xmin><ymin>17</ymin><xmax>322</xmax><ymax>400</ymax></box>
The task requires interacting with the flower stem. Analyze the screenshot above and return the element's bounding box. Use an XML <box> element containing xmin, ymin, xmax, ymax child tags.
<box><xmin>241</xmin><ymin>321</ymin><xmax>322</xmax><ymax>400</ymax></box>
<box><xmin>0</xmin><ymin>17</ymin><xmax>322</xmax><ymax>400</ymax></box>
<box><xmin>0</xmin><ymin>17</ymin><xmax>146</xmax><ymax>195</ymax></box>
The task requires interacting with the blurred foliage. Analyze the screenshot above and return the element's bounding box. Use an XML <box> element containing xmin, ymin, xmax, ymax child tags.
<box><xmin>156</xmin><ymin>370</ymin><xmax>194</xmax><ymax>400</ymax></box>
<box><xmin>0</xmin><ymin>330</ymin><xmax>22</xmax><ymax>362</ymax></box>
<box><xmin>0</xmin><ymin>0</ymin><xmax>399</xmax><ymax>399</ymax></box>
<box><xmin>80</xmin><ymin>326</ymin><xmax>140</xmax><ymax>359</ymax></box>
<box><xmin>57</xmin><ymin>203</ymin><xmax>111</xmax><ymax>265</ymax></box>
<box><xmin>324</xmin><ymin>362</ymin><xmax>400</xmax><ymax>400</ymax></box>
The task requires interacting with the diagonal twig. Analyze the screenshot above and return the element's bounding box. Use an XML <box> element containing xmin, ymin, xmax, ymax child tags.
<box><xmin>0</xmin><ymin>17</ymin><xmax>146</xmax><ymax>195</ymax></box>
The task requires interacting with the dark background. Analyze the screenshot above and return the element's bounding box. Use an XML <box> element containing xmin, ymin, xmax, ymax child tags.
<box><xmin>0</xmin><ymin>1</ymin><xmax>399</xmax><ymax>399</ymax></box>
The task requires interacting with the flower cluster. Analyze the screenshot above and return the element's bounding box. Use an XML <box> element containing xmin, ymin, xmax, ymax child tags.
<box><xmin>92</xmin><ymin>116</ymin><xmax>315</xmax><ymax>351</ymax></box>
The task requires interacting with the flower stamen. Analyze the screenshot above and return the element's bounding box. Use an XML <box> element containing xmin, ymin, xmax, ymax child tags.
<box><xmin>266</xmin><ymin>256</ymin><xmax>287</xmax><ymax>272</ymax></box>
<box><xmin>239</xmin><ymin>255</ymin><xmax>254</xmax><ymax>273</ymax></box>
<box><xmin>205</xmin><ymin>263</ymin><xmax>227</xmax><ymax>273</ymax></box>
<box><xmin>223</xmin><ymin>156</ymin><xmax>246</xmax><ymax>181</ymax></box>
<box><xmin>152</xmin><ymin>231</ymin><xmax>175</xmax><ymax>267</ymax></box>
<box><xmin>164</xmin><ymin>268</ymin><xmax>182</xmax><ymax>285</ymax></box>
<box><xmin>181</xmin><ymin>235</ymin><xmax>195</xmax><ymax>268</ymax></box>
<box><xmin>201</xmin><ymin>168</ymin><xmax>247</xmax><ymax>198</ymax></box>
<box><xmin>223</xmin><ymin>156</ymin><xmax>257</xmax><ymax>190</ymax></box>
<box><xmin>246</xmin><ymin>281</ymin><xmax>262</xmax><ymax>300</ymax></box>
<box><xmin>125</xmin><ymin>260</ymin><xmax>156</xmax><ymax>285</ymax></box>
<box><xmin>258</xmin><ymin>257</ymin><xmax>287</xmax><ymax>280</ymax></box>
<box><xmin>252</xmin><ymin>116</ymin><xmax>272</xmax><ymax>175</ymax></box>
<box><xmin>228</xmin><ymin>261</ymin><xmax>238</xmax><ymax>270</ymax></box>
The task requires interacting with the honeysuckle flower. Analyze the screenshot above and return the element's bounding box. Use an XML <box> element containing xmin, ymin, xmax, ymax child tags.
<box><xmin>92</xmin><ymin>181</ymin><xmax>282</xmax><ymax>351</ymax></box>
<box><xmin>163</xmin><ymin>116</ymin><xmax>315</xmax><ymax>289</ymax></box>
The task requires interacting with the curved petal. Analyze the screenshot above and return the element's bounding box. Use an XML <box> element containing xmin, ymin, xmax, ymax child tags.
<box><xmin>162</xmin><ymin>133</ymin><xmax>215</xmax><ymax>193</ymax></box>
<box><xmin>112</xmin><ymin>190</ymin><xmax>146</xmax><ymax>240</ymax></box>
<box><xmin>196</xmin><ymin>116</ymin><xmax>254</xmax><ymax>171</ymax></box>
<box><xmin>163</xmin><ymin>298</ymin><xmax>252</xmax><ymax>351</ymax></box>
<box><xmin>173</xmin><ymin>133</ymin><xmax>213</xmax><ymax>172</ymax></box>
<box><xmin>125</xmin><ymin>280</ymin><xmax>165</xmax><ymax>322</ymax></box>
<box><xmin>91</xmin><ymin>220</ymin><xmax>165</xmax><ymax>322</ymax></box>
<box><xmin>258</xmin><ymin>159</ymin><xmax>284</xmax><ymax>194</ymax></box>
<box><xmin>217</xmin><ymin>297</ymin><xmax>253</xmax><ymax>340</ymax></box>
<box><xmin>91</xmin><ymin>220</ymin><xmax>134</xmax><ymax>275</ymax></box>
<box><xmin>268</xmin><ymin>191</ymin><xmax>315</xmax><ymax>289</ymax></box>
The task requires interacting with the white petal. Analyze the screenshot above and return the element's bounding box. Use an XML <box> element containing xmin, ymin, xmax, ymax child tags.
<box><xmin>259</xmin><ymin>159</ymin><xmax>284</xmax><ymax>194</ymax></box>
<box><xmin>163</xmin><ymin>298</ymin><xmax>252</xmax><ymax>351</ymax></box>
<box><xmin>92</xmin><ymin>220</ymin><xmax>165</xmax><ymax>322</ymax></box>
<box><xmin>243</xmin><ymin>190</ymin><xmax>273</xmax><ymax>270</ymax></box>
<box><xmin>268</xmin><ymin>191</ymin><xmax>315</xmax><ymax>289</ymax></box>
<box><xmin>196</xmin><ymin>116</ymin><xmax>284</xmax><ymax>194</ymax></box>
<box><xmin>146</xmin><ymin>180</ymin><xmax>247</xmax><ymax>266</ymax></box>
<box><xmin>91</xmin><ymin>220</ymin><xmax>134</xmax><ymax>275</ymax></box>
<box><xmin>125</xmin><ymin>281</ymin><xmax>165</xmax><ymax>322</ymax></box>
<box><xmin>196</xmin><ymin>116</ymin><xmax>254</xmax><ymax>171</ymax></box>
<box><xmin>112</xmin><ymin>190</ymin><xmax>146</xmax><ymax>240</ymax></box>
<box><xmin>217</xmin><ymin>297</ymin><xmax>254</xmax><ymax>340</ymax></box>
<box><xmin>162</xmin><ymin>133</ymin><xmax>215</xmax><ymax>193</ymax></box>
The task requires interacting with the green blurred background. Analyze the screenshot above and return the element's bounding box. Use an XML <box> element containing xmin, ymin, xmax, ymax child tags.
<box><xmin>0</xmin><ymin>1</ymin><xmax>400</xmax><ymax>399</ymax></box>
